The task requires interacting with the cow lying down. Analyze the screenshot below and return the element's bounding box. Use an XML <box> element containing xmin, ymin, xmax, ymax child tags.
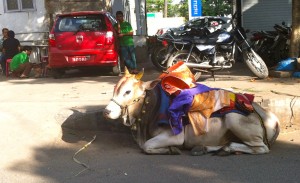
<box><xmin>103</xmin><ymin>67</ymin><xmax>280</xmax><ymax>156</ymax></box>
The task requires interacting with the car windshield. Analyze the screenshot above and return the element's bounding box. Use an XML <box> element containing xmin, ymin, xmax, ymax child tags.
<box><xmin>180</xmin><ymin>17</ymin><xmax>227</xmax><ymax>29</ymax></box>
<box><xmin>56</xmin><ymin>15</ymin><xmax>107</xmax><ymax>32</ymax></box>
<box><xmin>187</xmin><ymin>18</ymin><xmax>207</xmax><ymax>27</ymax></box>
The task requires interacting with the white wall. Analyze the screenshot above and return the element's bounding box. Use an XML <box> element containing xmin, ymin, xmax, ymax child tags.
<box><xmin>0</xmin><ymin>2</ymin><xmax>48</xmax><ymax>42</ymax></box>
<box><xmin>147</xmin><ymin>17</ymin><xmax>185</xmax><ymax>36</ymax></box>
<box><xmin>0</xmin><ymin>2</ymin><xmax>48</xmax><ymax>63</ymax></box>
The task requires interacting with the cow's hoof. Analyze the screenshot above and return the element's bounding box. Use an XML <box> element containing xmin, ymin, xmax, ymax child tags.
<box><xmin>168</xmin><ymin>146</ymin><xmax>181</xmax><ymax>155</ymax></box>
<box><xmin>213</xmin><ymin>147</ymin><xmax>232</xmax><ymax>156</ymax></box>
<box><xmin>191</xmin><ymin>146</ymin><xmax>207</xmax><ymax>156</ymax></box>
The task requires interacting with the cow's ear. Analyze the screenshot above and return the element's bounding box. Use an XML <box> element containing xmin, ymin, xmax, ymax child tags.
<box><xmin>124</xmin><ymin>67</ymin><xmax>130</xmax><ymax>76</ymax></box>
<box><xmin>143</xmin><ymin>79</ymin><xmax>160</xmax><ymax>90</ymax></box>
<box><xmin>135</xmin><ymin>68</ymin><xmax>144</xmax><ymax>80</ymax></box>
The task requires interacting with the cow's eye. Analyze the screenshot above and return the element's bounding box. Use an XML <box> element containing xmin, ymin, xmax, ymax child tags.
<box><xmin>125</xmin><ymin>90</ymin><xmax>131</xmax><ymax>95</ymax></box>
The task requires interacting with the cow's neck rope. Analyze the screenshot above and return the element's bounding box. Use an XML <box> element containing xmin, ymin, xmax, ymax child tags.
<box><xmin>129</xmin><ymin>90</ymin><xmax>151</xmax><ymax>145</ymax></box>
<box><xmin>111</xmin><ymin>93</ymin><xmax>146</xmax><ymax>126</ymax></box>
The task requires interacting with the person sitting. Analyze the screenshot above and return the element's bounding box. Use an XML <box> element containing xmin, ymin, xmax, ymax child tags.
<box><xmin>1</xmin><ymin>30</ymin><xmax>20</xmax><ymax>75</ymax></box>
<box><xmin>10</xmin><ymin>46</ymin><xmax>33</xmax><ymax>78</ymax></box>
<box><xmin>0</xmin><ymin>28</ymin><xmax>9</xmax><ymax>74</ymax></box>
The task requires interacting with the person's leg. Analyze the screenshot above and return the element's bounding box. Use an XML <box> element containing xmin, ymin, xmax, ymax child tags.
<box><xmin>118</xmin><ymin>49</ymin><xmax>125</xmax><ymax>72</ymax></box>
<box><xmin>0</xmin><ymin>55</ymin><xmax>7</xmax><ymax>75</ymax></box>
<box><xmin>129</xmin><ymin>45</ymin><xmax>137</xmax><ymax>69</ymax></box>
<box><xmin>21</xmin><ymin>62</ymin><xmax>33</xmax><ymax>77</ymax></box>
<box><xmin>121</xmin><ymin>46</ymin><xmax>133</xmax><ymax>69</ymax></box>
<box><xmin>12</xmin><ymin>64</ymin><xmax>26</xmax><ymax>77</ymax></box>
<box><xmin>0</xmin><ymin>55</ymin><xmax>2</xmax><ymax>73</ymax></box>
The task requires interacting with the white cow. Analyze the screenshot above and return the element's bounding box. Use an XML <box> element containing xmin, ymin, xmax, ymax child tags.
<box><xmin>103</xmin><ymin>68</ymin><xmax>280</xmax><ymax>155</ymax></box>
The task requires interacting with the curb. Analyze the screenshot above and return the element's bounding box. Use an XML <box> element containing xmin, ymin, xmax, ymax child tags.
<box><xmin>59</xmin><ymin>94</ymin><xmax>300</xmax><ymax>134</ymax></box>
<box><xmin>56</xmin><ymin>108</ymin><xmax>130</xmax><ymax>133</ymax></box>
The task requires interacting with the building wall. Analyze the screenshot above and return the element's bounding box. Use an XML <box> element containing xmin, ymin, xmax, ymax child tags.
<box><xmin>0</xmin><ymin>1</ymin><xmax>48</xmax><ymax>41</ymax></box>
<box><xmin>242</xmin><ymin>0</ymin><xmax>292</xmax><ymax>31</ymax></box>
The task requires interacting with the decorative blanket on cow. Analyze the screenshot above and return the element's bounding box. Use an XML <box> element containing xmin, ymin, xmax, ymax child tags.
<box><xmin>167</xmin><ymin>84</ymin><xmax>254</xmax><ymax>136</ymax></box>
<box><xmin>157</xmin><ymin>62</ymin><xmax>255</xmax><ymax>136</ymax></box>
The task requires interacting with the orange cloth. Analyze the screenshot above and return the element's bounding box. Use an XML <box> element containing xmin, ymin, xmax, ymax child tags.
<box><xmin>160</xmin><ymin>61</ymin><xmax>196</xmax><ymax>95</ymax></box>
<box><xmin>187</xmin><ymin>90</ymin><xmax>235</xmax><ymax>135</ymax></box>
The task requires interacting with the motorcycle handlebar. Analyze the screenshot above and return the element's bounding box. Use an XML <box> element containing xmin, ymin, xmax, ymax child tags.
<box><xmin>274</xmin><ymin>24</ymin><xmax>291</xmax><ymax>35</ymax></box>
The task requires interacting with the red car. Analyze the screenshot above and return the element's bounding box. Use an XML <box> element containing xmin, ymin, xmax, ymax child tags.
<box><xmin>48</xmin><ymin>11</ymin><xmax>120</xmax><ymax>78</ymax></box>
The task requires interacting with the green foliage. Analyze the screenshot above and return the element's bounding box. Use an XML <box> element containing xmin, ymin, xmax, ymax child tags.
<box><xmin>202</xmin><ymin>0</ymin><xmax>232</xmax><ymax>16</ymax></box>
<box><xmin>146</xmin><ymin>0</ymin><xmax>173</xmax><ymax>13</ymax></box>
<box><xmin>146</xmin><ymin>0</ymin><xmax>232</xmax><ymax>21</ymax></box>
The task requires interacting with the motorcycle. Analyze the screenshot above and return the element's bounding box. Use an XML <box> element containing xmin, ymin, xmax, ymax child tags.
<box><xmin>151</xmin><ymin>28</ymin><xmax>204</xmax><ymax>71</ymax></box>
<box><xmin>250</xmin><ymin>22</ymin><xmax>291</xmax><ymax>67</ymax></box>
<box><xmin>166</xmin><ymin>12</ymin><xmax>269</xmax><ymax>79</ymax></box>
<box><xmin>250</xmin><ymin>30</ymin><xmax>277</xmax><ymax>53</ymax></box>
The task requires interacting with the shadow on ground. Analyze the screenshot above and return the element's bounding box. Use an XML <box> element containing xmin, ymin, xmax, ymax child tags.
<box><xmin>7</xmin><ymin>122</ymin><xmax>300</xmax><ymax>183</ymax></box>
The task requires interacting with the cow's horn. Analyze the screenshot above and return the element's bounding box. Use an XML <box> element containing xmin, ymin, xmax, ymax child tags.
<box><xmin>135</xmin><ymin>68</ymin><xmax>144</xmax><ymax>80</ymax></box>
<box><xmin>124</xmin><ymin>66</ymin><xmax>130</xmax><ymax>76</ymax></box>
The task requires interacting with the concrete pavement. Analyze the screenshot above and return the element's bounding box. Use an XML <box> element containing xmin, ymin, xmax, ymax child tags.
<box><xmin>0</xmin><ymin>60</ymin><xmax>299</xmax><ymax>182</ymax></box>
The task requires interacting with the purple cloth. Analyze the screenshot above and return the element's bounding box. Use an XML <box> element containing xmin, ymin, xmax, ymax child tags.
<box><xmin>168</xmin><ymin>83</ymin><xmax>217</xmax><ymax>135</ymax></box>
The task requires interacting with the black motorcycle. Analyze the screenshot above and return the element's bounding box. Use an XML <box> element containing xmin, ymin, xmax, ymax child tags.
<box><xmin>151</xmin><ymin>27</ymin><xmax>210</xmax><ymax>71</ymax></box>
<box><xmin>251</xmin><ymin>22</ymin><xmax>291</xmax><ymax>67</ymax></box>
<box><xmin>166</xmin><ymin>12</ymin><xmax>269</xmax><ymax>79</ymax></box>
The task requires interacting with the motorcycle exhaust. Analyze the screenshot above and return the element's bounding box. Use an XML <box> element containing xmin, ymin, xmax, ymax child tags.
<box><xmin>185</xmin><ymin>62</ymin><xmax>232</xmax><ymax>69</ymax></box>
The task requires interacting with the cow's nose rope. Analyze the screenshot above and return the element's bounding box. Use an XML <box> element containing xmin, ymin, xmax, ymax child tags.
<box><xmin>111</xmin><ymin>98</ymin><xmax>125</xmax><ymax>109</ymax></box>
<box><xmin>110</xmin><ymin>95</ymin><xmax>145</xmax><ymax>126</ymax></box>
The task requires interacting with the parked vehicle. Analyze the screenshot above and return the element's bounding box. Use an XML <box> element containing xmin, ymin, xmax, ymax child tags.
<box><xmin>48</xmin><ymin>11</ymin><xmax>120</xmax><ymax>78</ymax></box>
<box><xmin>166</xmin><ymin>12</ymin><xmax>269</xmax><ymax>79</ymax></box>
<box><xmin>151</xmin><ymin>16</ymin><xmax>232</xmax><ymax>71</ymax></box>
<box><xmin>250</xmin><ymin>22</ymin><xmax>291</xmax><ymax>67</ymax></box>
<box><xmin>156</xmin><ymin>16</ymin><xmax>232</xmax><ymax>36</ymax></box>
<box><xmin>151</xmin><ymin>29</ymin><xmax>202</xmax><ymax>71</ymax></box>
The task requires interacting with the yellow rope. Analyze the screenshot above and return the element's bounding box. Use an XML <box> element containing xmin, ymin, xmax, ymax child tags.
<box><xmin>73</xmin><ymin>135</ymin><xmax>97</xmax><ymax>176</ymax></box>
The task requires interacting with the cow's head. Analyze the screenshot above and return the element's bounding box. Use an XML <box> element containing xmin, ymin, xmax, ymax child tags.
<box><xmin>103</xmin><ymin>67</ymin><xmax>160</xmax><ymax>126</ymax></box>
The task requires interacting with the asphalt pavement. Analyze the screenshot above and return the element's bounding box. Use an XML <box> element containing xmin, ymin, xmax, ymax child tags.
<box><xmin>0</xmin><ymin>60</ymin><xmax>300</xmax><ymax>183</ymax></box>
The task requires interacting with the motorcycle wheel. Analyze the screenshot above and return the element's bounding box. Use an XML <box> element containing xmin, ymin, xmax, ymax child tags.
<box><xmin>256</xmin><ymin>45</ymin><xmax>274</xmax><ymax>67</ymax></box>
<box><xmin>150</xmin><ymin>45</ymin><xmax>168</xmax><ymax>71</ymax></box>
<box><xmin>167</xmin><ymin>50</ymin><xmax>202</xmax><ymax>81</ymax></box>
<box><xmin>243</xmin><ymin>48</ymin><xmax>269</xmax><ymax>79</ymax></box>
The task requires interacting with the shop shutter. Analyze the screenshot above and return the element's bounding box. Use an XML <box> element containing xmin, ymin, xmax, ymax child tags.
<box><xmin>242</xmin><ymin>0</ymin><xmax>291</xmax><ymax>31</ymax></box>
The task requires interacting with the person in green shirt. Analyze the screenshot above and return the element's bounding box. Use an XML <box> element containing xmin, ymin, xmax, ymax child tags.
<box><xmin>114</xmin><ymin>11</ymin><xmax>138</xmax><ymax>74</ymax></box>
<box><xmin>10</xmin><ymin>46</ymin><xmax>33</xmax><ymax>78</ymax></box>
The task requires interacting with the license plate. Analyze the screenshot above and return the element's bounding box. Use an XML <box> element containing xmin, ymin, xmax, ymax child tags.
<box><xmin>72</xmin><ymin>56</ymin><xmax>90</xmax><ymax>62</ymax></box>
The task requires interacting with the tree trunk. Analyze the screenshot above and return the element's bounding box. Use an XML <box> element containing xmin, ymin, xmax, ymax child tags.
<box><xmin>290</xmin><ymin>0</ymin><xmax>300</xmax><ymax>69</ymax></box>
<box><xmin>163</xmin><ymin>0</ymin><xmax>168</xmax><ymax>18</ymax></box>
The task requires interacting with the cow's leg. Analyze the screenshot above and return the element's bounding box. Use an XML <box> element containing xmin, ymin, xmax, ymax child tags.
<box><xmin>220</xmin><ymin>142</ymin><xmax>269</xmax><ymax>155</ymax></box>
<box><xmin>224</xmin><ymin>113</ymin><xmax>270</xmax><ymax>155</ymax></box>
<box><xmin>142</xmin><ymin>129</ymin><xmax>184</xmax><ymax>155</ymax></box>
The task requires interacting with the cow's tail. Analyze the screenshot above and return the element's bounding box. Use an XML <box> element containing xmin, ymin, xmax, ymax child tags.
<box><xmin>252</xmin><ymin>102</ymin><xmax>280</xmax><ymax>146</ymax></box>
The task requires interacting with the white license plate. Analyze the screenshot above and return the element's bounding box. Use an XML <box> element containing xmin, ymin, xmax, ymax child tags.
<box><xmin>72</xmin><ymin>56</ymin><xmax>90</xmax><ymax>62</ymax></box>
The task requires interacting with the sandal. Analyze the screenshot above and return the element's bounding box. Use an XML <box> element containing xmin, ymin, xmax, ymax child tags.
<box><xmin>20</xmin><ymin>75</ymin><xmax>29</xmax><ymax>78</ymax></box>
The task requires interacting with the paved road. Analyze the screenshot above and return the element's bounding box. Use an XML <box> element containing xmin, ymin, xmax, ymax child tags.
<box><xmin>0</xmin><ymin>61</ymin><xmax>299</xmax><ymax>183</ymax></box>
